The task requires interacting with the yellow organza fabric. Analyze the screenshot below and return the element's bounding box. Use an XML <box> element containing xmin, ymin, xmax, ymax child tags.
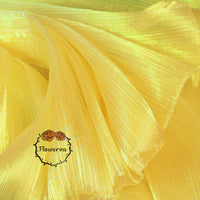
<box><xmin>0</xmin><ymin>0</ymin><xmax>199</xmax><ymax>199</ymax></box>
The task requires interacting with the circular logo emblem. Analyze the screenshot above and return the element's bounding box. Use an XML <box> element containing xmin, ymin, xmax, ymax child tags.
<box><xmin>33</xmin><ymin>130</ymin><xmax>72</xmax><ymax>167</ymax></box>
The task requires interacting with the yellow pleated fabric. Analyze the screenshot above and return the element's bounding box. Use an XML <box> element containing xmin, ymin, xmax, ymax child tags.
<box><xmin>0</xmin><ymin>0</ymin><xmax>199</xmax><ymax>199</ymax></box>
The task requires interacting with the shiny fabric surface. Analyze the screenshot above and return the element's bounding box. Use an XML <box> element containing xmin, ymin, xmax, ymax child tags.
<box><xmin>0</xmin><ymin>0</ymin><xmax>199</xmax><ymax>199</ymax></box>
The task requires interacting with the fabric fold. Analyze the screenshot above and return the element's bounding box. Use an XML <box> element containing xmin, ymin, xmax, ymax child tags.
<box><xmin>0</xmin><ymin>0</ymin><xmax>199</xmax><ymax>200</ymax></box>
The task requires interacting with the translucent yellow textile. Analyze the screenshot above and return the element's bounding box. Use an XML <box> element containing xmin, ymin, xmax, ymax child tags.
<box><xmin>0</xmin><ymin>0</ymin><xmax>199</xmax><ymax>199</ymax></box>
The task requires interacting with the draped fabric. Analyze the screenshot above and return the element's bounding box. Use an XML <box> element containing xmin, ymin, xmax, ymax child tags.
<box><xmin>0</xmin><ymin>0</ymin><xmax>199</xmax><ymax>199</ymax></box>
